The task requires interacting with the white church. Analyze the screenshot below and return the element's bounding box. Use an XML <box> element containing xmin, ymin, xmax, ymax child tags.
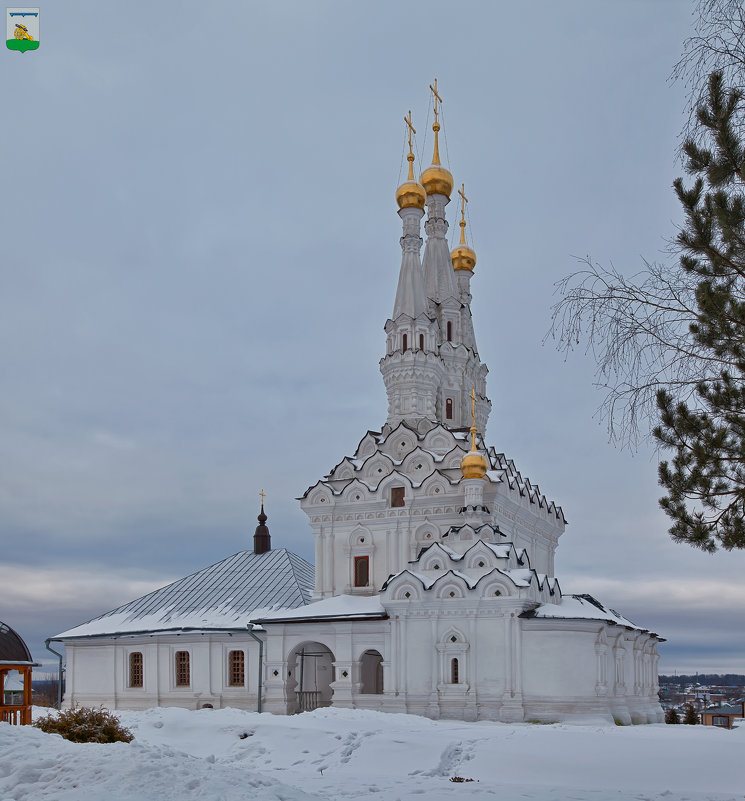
<box><xmin>55</xmin><ymin>90</ymin><xmax>664</xmax><ymax>724</ymax></box>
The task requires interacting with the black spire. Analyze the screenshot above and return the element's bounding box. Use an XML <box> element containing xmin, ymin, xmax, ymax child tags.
<box><xmin>253</xmin><ymin>502</ymin><xmax>271</xmax><ymax>555</ymax></box>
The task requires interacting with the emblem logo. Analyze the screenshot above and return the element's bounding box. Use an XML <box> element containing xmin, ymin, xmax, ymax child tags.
<box><xmin>6</xmin><ymin>8</ymin><xmax>39</xmax><ymax>53</ymax></box>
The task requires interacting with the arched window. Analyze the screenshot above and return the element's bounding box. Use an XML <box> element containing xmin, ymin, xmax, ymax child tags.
<box><xmin>175</xmin><ymin>651</ymin><xmax>190</xmax><ymax>686</ymax></box>
<box><xmin>228</xmin><ymin>650</ymin><xmax>245</xmax><ymax>687</ymax></box>
<box><xmin>419</xmin><ymin>333</ymin><xmax>424</xmax><ymax>350</ymax></box>
<box><xmin>129</xmin><ymin>652</ymin><xmax>143</xmax><ymax>688</ymax></box>
<box><xmin>354</xmin><ymin>555</ymin><xmax>370</xmax><ymax>587</ymax></box>
<box><xmin>451</xmin><ymin>658</ymin><xmax>459</xmax><ymax>684</ymax></box>
<box><xmin>445</xmin><ymin>398</ymin><xmax>453</xmax><ymax>420</ymax></box>
<box><xmin>402</xmin><ymin>333</ymin><xmax>408</xmax><ymax>352</ymax></box>
<box><xmin>447</xmin><ymin>321</ymin><xmax>452</xmax><ymax>341</ymax></box>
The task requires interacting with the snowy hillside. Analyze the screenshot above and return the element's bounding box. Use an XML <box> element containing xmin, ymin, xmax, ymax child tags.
<box><xmin>0</xmin><ymin>707</ymin><xmax>742</xmax><ymax>800</ymax></box>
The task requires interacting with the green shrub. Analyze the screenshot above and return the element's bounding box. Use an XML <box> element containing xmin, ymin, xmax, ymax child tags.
<box><xmin>34</xmin><ymin>706</ymin><xmax>133</xmax><ymax>743</ymax></box>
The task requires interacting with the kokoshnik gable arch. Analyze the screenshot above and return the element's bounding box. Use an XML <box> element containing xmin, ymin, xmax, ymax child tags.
<box><xmin>55</xmin><ymin>85</ymin><xmax>664</xmax><ymax>724</ymax></box>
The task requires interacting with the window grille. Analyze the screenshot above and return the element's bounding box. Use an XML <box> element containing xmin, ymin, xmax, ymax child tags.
<box><xmin>451</xmin><ymin>657</ymin><xmax>459</xmax><ymax>684</ymax></box>
<box><xmin>175</xmin><ymin>650</ymin><xmax>190</xmax><ymax>686</ymax></box>
<box><xmin>354</xmin><ymin>555</ymin><xmax>370</xmax><ymax>587</ymax></box>
<box><xmin>129</xmin><ymin>652</ymin><xmax>143</xmax><ymax>688</ymax></box>
<box><xmin>229</xmin><ymin>650</ymin><xmax>245</xmax><ymax>687</ymax></box>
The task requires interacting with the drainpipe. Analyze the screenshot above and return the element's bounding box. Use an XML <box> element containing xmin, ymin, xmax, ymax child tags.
<box><xmin>246</xmin><ymin>626</ymin><xmax>264</xmax><ymax>713</ymax></box>
<box><xmin>44</xmin><ymin>639</ymin><xmax>64</xmax><ymax>709</ymax></box>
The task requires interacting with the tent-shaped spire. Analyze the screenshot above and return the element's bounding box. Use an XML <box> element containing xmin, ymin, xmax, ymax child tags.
<box><xmin>393</xmin><ymin>111</ymin><xmax>427</xmax><ymax>319</ymax></box>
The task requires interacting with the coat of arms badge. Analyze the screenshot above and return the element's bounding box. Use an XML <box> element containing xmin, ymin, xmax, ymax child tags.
<box><xmin>6</xmin><ymin>8</ymin><xmax>39</xmax><ymax>53</ymax></box>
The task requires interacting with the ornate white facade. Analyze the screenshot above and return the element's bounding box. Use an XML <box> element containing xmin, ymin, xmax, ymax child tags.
<box><xmin>56</xmin><ymin>101</ymin><xmax>664</xmax><ymax>724</ymax></box>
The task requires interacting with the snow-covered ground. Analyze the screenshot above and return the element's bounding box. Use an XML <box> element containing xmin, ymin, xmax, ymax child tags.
<box><xmin>0</xmin><ymin>707</ymin><xmax>742</xmax><ymax>801</ymax></box>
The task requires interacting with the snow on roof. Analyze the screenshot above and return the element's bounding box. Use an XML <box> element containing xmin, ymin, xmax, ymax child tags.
<box><xmin>56</xmin><ymin>548</ymin><xmax>314</xmax><ymax>639</ymax></box>
<box><xmin>524</xmin><ymin>594</ymin><xmax>662</xmax><ymax>636</ymax></box>
<box><xmin>501</xmin><ymin>569</ymin><xmax>533</xmax><ymax>587</ymax></box>
<box><xmin>484</xmin><ymin>543</ymin><xmax>512</xmax><ymax>559</ymax></box>
<box><xmin>254</xmin><ymin>594</ymin><xmax>386</xmax><ymax>623</ymax></box>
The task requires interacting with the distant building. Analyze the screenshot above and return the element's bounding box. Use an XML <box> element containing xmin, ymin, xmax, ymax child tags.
<box><xmin>701</xmin><ymin>702</ymin><xmax>744</xmax><ymax>729</ymax></box>
<box><xmin>54</xmin><ymin>88</ymin><xmax>665</xmax><ymax>724</ymax></box>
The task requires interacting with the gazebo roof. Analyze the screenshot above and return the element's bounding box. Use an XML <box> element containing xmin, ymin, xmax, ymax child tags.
<box><xmin>0</xmin><ymin>621</ymin><xmax>34</xmax><ymax>665</ymax></box>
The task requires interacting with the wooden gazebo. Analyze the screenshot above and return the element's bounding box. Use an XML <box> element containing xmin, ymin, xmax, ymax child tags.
<box><xmin>0</xmin><ymin>621</ymin><xmax>38</xmax><ymax>725</ymax></box>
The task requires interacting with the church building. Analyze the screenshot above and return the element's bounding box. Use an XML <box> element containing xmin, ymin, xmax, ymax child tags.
<box><xmin>55</xmin><ymin>87</ymin><xmax>664</xmax><ymax>724</ymax></box>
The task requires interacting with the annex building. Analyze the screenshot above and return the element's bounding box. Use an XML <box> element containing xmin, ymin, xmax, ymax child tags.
<box><xmin>55</xmin><ymin>89</ymin><xmax>664</xmax><ymax>724</ymax></box>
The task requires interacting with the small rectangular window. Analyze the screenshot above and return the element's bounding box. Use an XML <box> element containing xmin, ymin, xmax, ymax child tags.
<box><xmin>402</xmin><ymin>333</ymin><xmax>408</xmax><ymax>352</ymax></box>
<box><xmin>445</xmin><ymin>398</ymin><xmax>453</xmax><ymax>420</ymax></box>
<box><xmin>175</xmin><ymin>650</ymin><xmax>190</xmax><ymax>686</ymax></box>
<box><xmin>229</xmin><ymin>650</ymin><xmax>245</xmax><ymax>687</ymax></box>
<box><xmin>354</xmin><ymin>555</ymin><xmax>369</xmax><ymax>587</ymax></box>
<box><xmin>129</xmin><ymin>652</ymin><xmax>143</xmax><ymax>688</ymax></box>
<box><xmin>712</xmin><ymin>715</ymin><xmax>729</xmax><ymax>727</ymax></box>
<box><xmin>391</xmin><ymin>487</ymin><xmax>405</xmax><ymax>508</ymax></box>
<box><xmin>419</xmin><ymin>334</ymin><xmax>424</xmax><ymax>350</ymax></box>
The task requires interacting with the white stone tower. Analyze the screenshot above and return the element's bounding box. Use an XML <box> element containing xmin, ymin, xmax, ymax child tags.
<box><xmin>379</xmin><ymin>84</ymin><xmax>491</xmax><ymax>436</ymax></box>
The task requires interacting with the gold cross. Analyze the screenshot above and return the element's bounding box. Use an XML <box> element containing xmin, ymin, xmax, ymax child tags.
<box><xmin>259</xmin><ymin>489</ymin><xmax>266</xmax><ymax>506</ymax></box>
<box><xmin>458</xmin><ymin>183</ymin><xmax>468</xmax><ymax>222</ymax></box>
<box><xmin>404</xmin><ymin>110</ymin><xmax>416</xmax><ymax>154</ymax></box>
<box><xmin>469</xmin><ymin>386</ymin><xmax>477</xmax><ymax>429</ymax></box>
<box><xmin>429</xmin><ymin>78</ymin><xmax>442</xmax><ymax>125</ymax></box>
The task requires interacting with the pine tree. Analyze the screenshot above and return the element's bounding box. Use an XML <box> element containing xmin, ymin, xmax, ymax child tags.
<box><xmin>655</xmin><ymin>71</ymin><xmax>745</xmax><ymax>551</ymax></box>
<box><xmin>665</xmin><ymin>706</ymin><xmax>681</xmax><ymax>724</ymax></box>
<box><xmin>683</xmin><ymin>703</ymin><xmax>700</xmax><ymax>725</ymax></box>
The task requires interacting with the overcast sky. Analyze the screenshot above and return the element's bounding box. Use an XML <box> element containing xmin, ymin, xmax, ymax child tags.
<box><xmin>3</xmin><ymin>1</ymin><xmax>743</xmax><ymax>676</ymax></box>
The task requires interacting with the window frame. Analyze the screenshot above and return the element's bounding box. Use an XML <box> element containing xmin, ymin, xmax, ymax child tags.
<box><xmin>228</xmin><ymin>649</ymin><xmax>245</xmax><ymax>687</ymax></box>
<box><xmin>175</xmin><ymin>650</ymin><xmax>190</xmax><ymax>687</ymax></box>
<box><xmin>128</xmin><ymin>651</ymin><xmax>143</xmax><ymax>688</ymax></box>
<box><xmin>354</xmin><ymin>555</ymin><xmax>370</xmax><ymax>587</ymax></box>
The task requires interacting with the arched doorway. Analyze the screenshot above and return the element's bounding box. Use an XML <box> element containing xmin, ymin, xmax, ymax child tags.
<box><xmin>359</xmin><ymin>650</ymin><xmax>384</xmax><ymax>694</ymax></box>
<box><xmin>286</xmin><ymin>642</ymin><xmax>335</xmax><ymax>714</ymax></box>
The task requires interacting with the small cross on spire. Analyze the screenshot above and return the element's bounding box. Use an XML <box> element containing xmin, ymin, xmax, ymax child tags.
<box><xmin>429</xmin><ymin>78</ymin><xmax>443</xmax><ymax>125</ymax></box>
<box><xmin>458</xmin><ymin>183</ymin><xmax>469</xmax><ymax>220</ymax></box>
<box><xmin>259</xmin><ymin>488</ymin><xmax>266</xmax><ymax>506</ymax></box>
<box><xmin>469</xmin><ymin>386</ymin><xmax>478</xmax><ymax>451</ymax></box>
<box><xmin>458</xmin><ymin>183</ymin><xmax>469</xmax><ymax>244</ymax></box>
<box><xmin>404</xmin><ymin>110</ymin><xmax>416</xmax><ymax>154</ymax></box>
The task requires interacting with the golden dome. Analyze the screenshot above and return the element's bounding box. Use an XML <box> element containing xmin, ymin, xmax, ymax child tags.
<box><xmin>421</xmin><ymin>163</ymin><xmax>454</xmax><ymax>198</ymax></box>
<box><xmin>451</xmin><ymin>243</ymin><xmax>476</xmax><ymax>271</ymax></box>
<box><xmin>451</xmin><ymin>191</ymin><xmax>476</xmax><ymax>271</ymax></box>
<box><xmin>421</xmin><ymin>122</ymin><xmax>453</xmax><ymax>197</ymax></box>
<box><xmin>461</xmin><ymin>447</ymin><xmax>488</xmax><ymax>480</ymax></box>
<box><xmin>461</xmin><ymin>385</ymin><xmax>487</xmax><ymax>480</ymax></box>
<box><xmin>396</xmin><ymin>153</ymin><xmax>426</xmax><ymax>209</ymax></box>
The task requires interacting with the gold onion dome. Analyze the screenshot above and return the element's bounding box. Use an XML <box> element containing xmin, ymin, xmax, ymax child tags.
<box><xmin>451</xmin><ymin>240</ymin><xmax>476</xmax><ymax>272</ymax></box>
<box><xmin>420</xmin><ymin>121</ymin><xmax>453</xmax><ymax>197</ymax></box>
<box><xmin>461</xmin><ymin>386</ymin><xmax>488</xmax><ymax>480</ymax></box>
<box><xmin>451</xmin><ymin>185</ymin><xmax>476</xmax><ymax>271</ymax></box>
<box><xmin>396</xmin><ymin>153</ymin><xmax>426</xmax><ymax>209</ymax></box>
<box><xmin>461</xmin><ymin>438</ymin><xmax>488</xmax><ymax>480</ymax></box>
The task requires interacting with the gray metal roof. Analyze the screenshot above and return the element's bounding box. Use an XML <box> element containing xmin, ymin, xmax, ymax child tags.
<box><xmin>0</xmin><ymin>621</ymin><xmax>34</xmax><ymax>664</ymax></box>
<box><xmin>57</xmin><ymin>548</ymin><xmax>315</xmax><ymax>639</ymax></box>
